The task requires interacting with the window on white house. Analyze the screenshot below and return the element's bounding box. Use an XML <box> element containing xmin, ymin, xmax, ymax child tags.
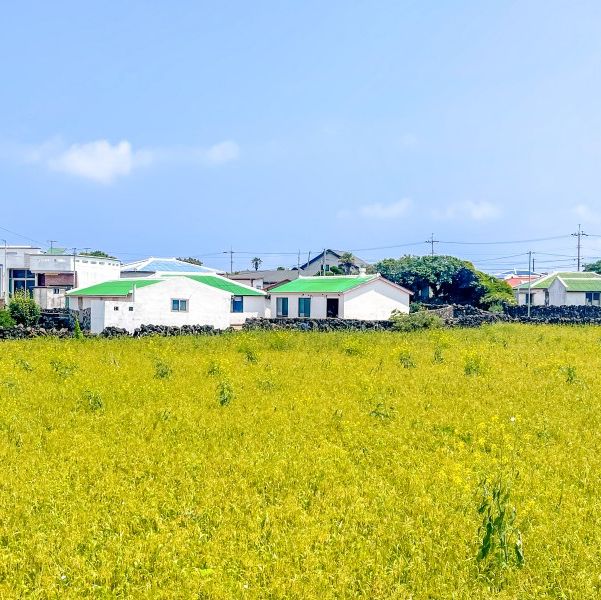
<box><xmin>53</xmin><ymin>288</ymin><xmax>61</xmax><ymax>294</ymax></box>
<box><xmin>231</xmin><ymin>296</ymin><xmax>244</xmax><ymax>313</ymax></box>
<box><xmin>114</xmin><ymin>306</ymin><xmax>119</xmax><ymax>311</ymax></box>
<box><xmin>276</xmin><ymin>297</ymin><xmax>288</xmax><ymax>317</ymax></box>
<box><xmin>128</xmin><ymin>306</ymin><xmax>134</xmax><ymax>311</ymax></box>
<box><xmin>586</xmin><ymin>292</ymin><xmax>600</xmax><ymax>306</ymax></box>
<box><xmin>171</xmin><ymin>299</ymin><xmax>188</xmax><ymax>312</ymax></box>
<box><xmin>298</xmin><ymin>297</ymin><xmax>311</xmax><ymax>317</ymax></box>
<box><xmin>523</xmin><ymin>293</ymin><xmax>534</xmax><ymax>305</ymax></box>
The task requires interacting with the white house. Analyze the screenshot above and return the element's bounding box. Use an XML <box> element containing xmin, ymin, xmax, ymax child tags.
<box><xmin>66</xmin><ymin>274</ymin><xmax>267</xmax><ymax>333</ymax></box>
<box><xmin>296</xmin><ymin>249</ymin><xmax>370</xmax><ymax>275</ymax></box>
<box><xmin>269</xmin><ymin>274</ymin><xmax>411</xmax><ymax>320</ymax></box>
<box><xmin>516</xmin><ymin>271</ymin><xmax>601</xmax><ymax>306</ymax></box>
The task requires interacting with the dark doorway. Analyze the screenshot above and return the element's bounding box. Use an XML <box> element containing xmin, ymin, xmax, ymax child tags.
<box><xmin>326</xmin><ymin>298</ymin><xmax>339</xmax><ymax>318</ymax></box>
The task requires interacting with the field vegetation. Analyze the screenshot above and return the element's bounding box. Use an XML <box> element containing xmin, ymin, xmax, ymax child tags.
<box><xmin>0</xmin><ymin>324</ymin><xmax>600</xmax><ymax>598</ymax></box>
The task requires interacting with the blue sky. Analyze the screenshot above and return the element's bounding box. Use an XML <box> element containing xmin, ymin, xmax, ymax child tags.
<box><xmin>1</xmin><ymin>1</ymin><xmax>601</xmax><ymax>272</ymax></box>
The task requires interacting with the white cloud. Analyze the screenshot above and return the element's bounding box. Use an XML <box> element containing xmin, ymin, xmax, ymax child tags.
<box><xmin>14</xmin><ymin>137</ymin><xmax>240</xmax><ymax>184</ymax></box>
<box><xmin>573</xmin><ymin>203</ymin><xmax>601</xmax><ymax>225</ymax></box>
<box><xmin>48</xmin><ymin>140</ymin><xmax>139</xmax><ymax>184</ymax></box>
<box><xmin>205</xmin><ymin>141</ymin><xmax>240</xmax><ymax>164</ymax></box>
<box><xmin>432</xmin><ymin>201</ymin><xmax>501</xmax><ymax>221</ymax></box>
<box><xmin>338</xmin><ymin>198</ymin><xmax>412</xmax><ymax>220</ymax></box>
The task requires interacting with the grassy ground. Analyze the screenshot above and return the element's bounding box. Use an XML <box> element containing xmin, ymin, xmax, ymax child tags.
<box><xmin>0</xmin><ymin>324</ymin><xmax>600</xmax><ymax>598</ymax></box>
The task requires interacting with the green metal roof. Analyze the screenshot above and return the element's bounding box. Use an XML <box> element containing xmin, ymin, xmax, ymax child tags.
<box><xmin>561</xmin><ymin>279</ymin><xmax>601</xmax><ymax>292</ymax></box>
<box><xmin>516</xmin><ymin>272</ymin><xmax>601</xmax><ymax>292</ymax></box>
<box><xmin>184</xmin><ymin>275</ymin><xmax>264</xmax><ymax>296</ymax></box>
<box><xmin>270</xmin><ymin>275</ymin><xmax>375</xmax><ymax>293</ymax></box>
<box><xmin>67</xmin><ymin>279</ymin><xmax>161</xmax><ymax>297</ymax></box>
<box><xmin>516</xmin><ymin>272</ymin><xmax>601</xmax><ymax>290</ymax></box>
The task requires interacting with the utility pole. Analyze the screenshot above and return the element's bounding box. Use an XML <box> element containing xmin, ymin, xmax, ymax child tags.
<box><xmin>223</xmin><ymin>248</ymin><xmax>234</xmax><ymax>274</ymax></box>
<box><xmin>72</xmin><ymin>247</ymin><xmax>77</xmax><ymax>289</ymax></box>
<box><xmin>1</xmin><ymin>239</ymin><xmax>7</xmax><ymax>303</ymax></box>
<box><xmin>425</xmin><ymin>233</ymin><xmax>439</xmax><ymax>256</ymax></box>
<box><xmin>321</xmin><ymin>248</ymin><xmax>326</xmax><ymax>274</ymax></box>
<box><xmin>48</xmin><ymin>240</ymin><xmax>57</xmax><ymax>254</ymax></box>
<box><xmin>527</xmin><ymin>250</ymin><xmax>532</xmax><ymax>318</ymax></box>
<box><xmin>297</xmin><ymin>250</ymin><xmax>300</xmax><ymax>271</ymax></box>
<box><xmin>571</xmin><ymin>224</ymin><xmax>588</xmax><ymax>271</ymax></box>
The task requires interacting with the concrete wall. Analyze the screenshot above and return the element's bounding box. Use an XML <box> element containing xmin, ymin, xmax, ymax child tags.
<box><xmin>344</xmin><ymin>278</ymin><xmax>410</xmax><ymax>319</ymax></box>
<box><xmin>34</xmin><ymin>287</ymin><xmax>67</xmax><ymax>309</ymax></box>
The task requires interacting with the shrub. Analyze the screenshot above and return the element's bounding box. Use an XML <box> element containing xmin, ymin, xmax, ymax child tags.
<box><xmin>0</xmin><ymin>309</ymin><xmax>15</xmax><ymax>329</ymax></box>
<box><xmin>154</xmin><ymin>360</ymin><xmax>172</xmax><ymax>379</ymax></box>
<box><xmin>217</xmin><ymin>380</ymin><xmax>234</xmax><ymax>406</ymax></box>
<box><xmin>8</xmin><ymin>290</ymin><xmax>41</xmax><ymax>326</ymax></box>
<box><xmin>391</xmin><ymin>310</ymin><xmax>443</xmax><ymax>332</ymax></box>
<box><xmin>73</xmin><ymin>319</ymin><xmax>84</xmax><ymax>340</ymax></box>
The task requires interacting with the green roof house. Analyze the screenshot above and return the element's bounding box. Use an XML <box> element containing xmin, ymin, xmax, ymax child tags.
<box><xmin>268</xmin><ymin>274</ymin><xmax>411</xmax><ymax>319</ymax></box>
<box><xmin>515</xmin><ymin>271</ymin><xmax>601</xmax><ymax>307</ymax></box>
<box><xmin>67</xmin><ymin>274</ymin><xmax>266</xmax><ymax>333</ymax></box>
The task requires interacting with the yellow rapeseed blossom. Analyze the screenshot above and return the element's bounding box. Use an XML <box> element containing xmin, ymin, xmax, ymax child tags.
<box><xmin>0</xmin><ymin>324</ymin><xmax>599</xmax><ymax>597</ymax></box>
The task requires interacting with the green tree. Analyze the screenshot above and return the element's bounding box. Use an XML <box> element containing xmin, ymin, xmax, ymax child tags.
<box><xmin>476</xmin><ymin>272</ymin><xmax>516</xmax><ymax>311</ymax></box>
<box><xmin>177</xmin><ymin>257</ymin><xmax>203</xmax><ymax>266</ymax></box>
<box><xmin>375</xmin><ymin>254</ymin><xmax>514</xmax><ymax>308</ymax></box>
<box><xmin>81</xmin><ymin>250</ymin><xmax>117</xmax><ymax>259</ymax></box>
<box><xmin>338</xmin><ymin>252</ymin><xmax>356</xmax><ymax>274</ymax></box>
<box><xmin>251</xmin><ymin>257</ymin><xmax>263</xmax><ymax>271</ymax></box>
<box><xmin>584</xmin><ymin>260</ymin><xmax>601</xmax><ymax>274</ymax></box>
<box><xmin>375</xmin><ymin>255</ymin><xmax>479</xmax><ymax>303</ymax></box>
<box><xmin>8</xmin><ymin>290</ymin><xmax>41</xmax><ymax>326</ymax></box>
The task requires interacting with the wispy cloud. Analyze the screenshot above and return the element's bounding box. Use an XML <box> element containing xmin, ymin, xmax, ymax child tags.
<box><xmin>9</xmin><ymin>138</ymin><xmax>240</xmax><ymax>184</ymax></box>
<box><xmin>573</xmin><ymin>203</ymin><xmax>601</xmax><ymax>225</ymax></box>
<box><xmin>431</xmin><ymin>201</ymin><xmax>501</xmax><ymax>221</ymax></box>
<box><xmin>338</xmin><ymin>198</ymin><xmax>412</xmax><ymax>220</ymax></box>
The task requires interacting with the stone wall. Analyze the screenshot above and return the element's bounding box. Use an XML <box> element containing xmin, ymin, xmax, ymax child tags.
<box><xmin>244</xmin><ymin>317</ymin><xmax>396</xmax><ymax>331</ymax></box>
<box><xmin>505</xmin><ymin>304</ymin><xmax>601</xmax><ymax>324</ymax></box>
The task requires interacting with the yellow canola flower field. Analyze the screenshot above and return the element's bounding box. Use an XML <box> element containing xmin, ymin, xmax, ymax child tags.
<box><xmin>0</xmin><ymin>324</ymin><xmax>600</xmax><ymax>598</ymax></box>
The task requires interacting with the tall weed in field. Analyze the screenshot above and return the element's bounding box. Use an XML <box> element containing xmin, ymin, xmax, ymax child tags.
<box><xmin>217</xmin><ymin>380</ymin><xmax>234</xmax><ymax>406</ymax></box>
<box><xmin>477</xmin><ymin>478</ymin><xmax>524</xmax><ymax>583</ymax></box>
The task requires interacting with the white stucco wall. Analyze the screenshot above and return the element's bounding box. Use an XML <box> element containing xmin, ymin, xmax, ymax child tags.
<box><xmin>269</xmin><ymin>294</ymin><xmax>330</xmax><ymax>318</ymax></box>
<box><xmin>517</xmin><ymin>289</ymin><xmax>546</xmax><ymax>306</ymax></box>
<box><xmin>344</xmin><ymin>278</ymin><xmax>410</xmax><ymax>319</ymax></box>
<box><xmin>548</xmin><ymin>279</ymin><xmax>566</xmax><ymax>306</ymax></box>
<box><xmin>565</xmin><ymin>292</ymin><xmax>586</xmax><ymax>306</ymax></box>
<box><xmin>229</xmin><ymin>295</ymin><xmax>267</xmax><ymax>326</ymax></box>
<box><xmin>74</xmin><ymin>258</ymin><xmax>121</xmax><ymax>288</ymax></box>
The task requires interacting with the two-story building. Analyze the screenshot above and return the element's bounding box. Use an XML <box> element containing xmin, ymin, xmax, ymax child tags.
<box><xmin>0</xmin><ymin>245</ymin><xmax>120</xmax><ymax>308</ymax></box>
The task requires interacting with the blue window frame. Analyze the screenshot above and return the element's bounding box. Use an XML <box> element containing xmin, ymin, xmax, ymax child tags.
<box><xmin>276</xmin><ymin>297</ymin><xmax>288</xmax><ymax>317</ymax></box>
<box><xmin>231</xmin><ymin>295</ymin><xmax>244</xmax><ymax>313</ymax></box>
<box><xmin>9</xmin><ymin>269</ymin><xmax>36</xmax><ymax>295</ymax></box>
<box><xmin>298</xmin><ymin>297</ymin><xmax>311</xmax><ymax>318</ymax></box>
<box><xmin>171</xmin><ymin>298</ymin><xmax>188</xmax><ymax>312</ymax></box>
